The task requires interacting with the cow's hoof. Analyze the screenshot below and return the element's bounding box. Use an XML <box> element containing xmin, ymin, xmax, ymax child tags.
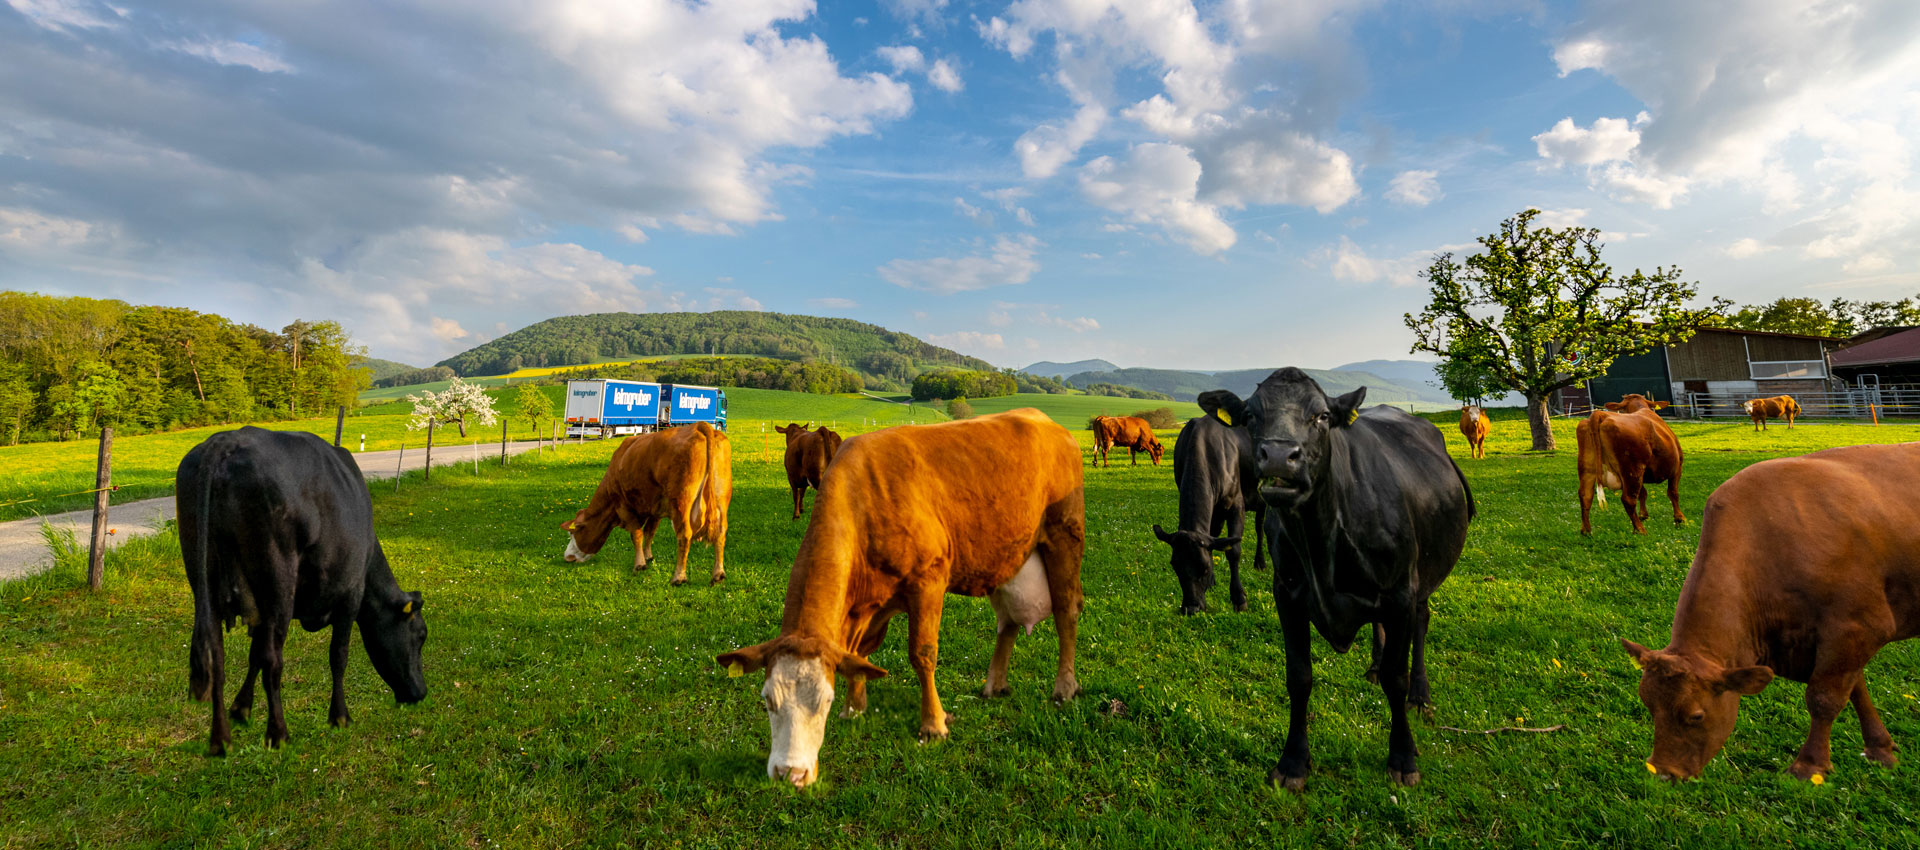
<box><xmin>1051</xmin><ymin>681</ymin><xmax>1081</xmax><ymax>704</ymax></box>
<box><xmin>1364</xmin><ymin>669</ymin><xmax>1381</xmax><ymax>685</ymax></box>
<box><xmin>1232</xmin><ymin>600</ymin><xmax>1248</xmax><ymax>613</ymax></box>
<box><xmin>1268</xmin><ymin>768</ymin><xmax>1307</xmax><ymax>792</ymax></box>
<box><xmin>1390</xmin><ymin>769</ymin><xmax>1422</xmax><ymax>787</ymax></box>
<box><xmin>1788</xmin><ymin>760</ymin><xmax>1832</xmax><ymax>781</ymax></box>
<box><xmin>229</xmin><ymin>706</ymin><xmax>250</xmax><ymax>724</ymax></box>
<box><xmin>329</xmin><ymin>712</ymin><xmax>351</xmax><ymax>729</ymax></box>
<box><xmin>1865</xmin><ymin>747</ymin><xmax>1899</xmax><ymax>767</ymax></box>
<box><xmin>1413</xmin><ymin>702</ymin><xmax>1435</xmax><ymax>722</ymax></box>
<box><xmin>838</xmin><ymin>706</ymin><xmax>864</xmax><ymax>720</ymax></box>
<box><xmin>1178</xmin><ymin>605</ymin><xmax>1202</xmax><ymax>616</ymax></box>
<box><xmin>982</xmin><ymin>685</ymin><xmax>1012</xmax><ymax>699</ymax></box>
<box><xmin>710</xmin><ymin>573</ymin><xmax>725</xmax><ymax>586</ymax></box>
<box><xmin>670</xmin><ymin>576</ymin><xmax>688</xmax><ymax>587</ymax></box>
<box><xmin>918</xmin><ymin>726</ymin><xmax>949</xmax><ymax>743</ymax></box>
<box><xmin>265</xmin><ymin>733</ymin><xmax>287</xmax><ymax>751</ymax></box>
<box><xmin>208</xmin><ymin>739</ymin><xmax>228</xmax><ymax>758</ymax></box>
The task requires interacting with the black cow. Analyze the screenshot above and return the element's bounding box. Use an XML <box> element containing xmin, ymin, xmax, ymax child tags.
<box><xmin>1153</xmin><ymin>409</ymin><xmax>1266</xmax><ymax>614</ymax></box>
<box><xmin>179</xmin><ymin>427</ymin><xmax>427</xmax><ymax>756</ymax></box>
<box><xmin>1208</xmin><ymin>368</ymin><xmax>1473</xmax><ymax>789</ymax></box>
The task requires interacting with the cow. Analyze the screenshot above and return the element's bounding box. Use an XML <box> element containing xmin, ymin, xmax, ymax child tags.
<box><xmin>774</xmin><ymin>422</ymin><xmax>842</xmax><ymax>520</ymax></box>
<box><xmin>1459</xmin><ymin>405</ymin><xmax>1491</xmax><ymax>459</ymax></box>
<box><xmin>1577</xmin><ymin>394</ymin><xmax>1685</xmax><ymax>535</ymax></box>
<box><xmin>561</xmin><ymin>422</ymin><xmax>732</xmax><ymax>586</ymax></box>
<box><xmin>1205</xmin><ymin>368</ymin><xmax>1473</xmax><ymax>789</ymax></box>
<box><xmin>1090</xmin><ymin>414</ymin><xmax>1165</xmax><ymax>467</ymax></box>
<box><xmin>1743</xmin><ymin>395</ymin><xmax>1801</xmax><ymax>431</ymax></box>
<box><xmin>177</xmin><ymin>427</ymin><xmax>427</xmax><ymax>757</ymax></box>
<box><xmin>715</xmin><ymin>408</ymin><xmax>1085</xmax><ymax>787</ymax></box>
<box><xmin>1623</xmin><ymin>443</ymin><xmax>1920</xmax><ymax>783</ymax></box>
<box><xmin>1153</xmin><ymin>403</ymin><xmax>1266</xmax><ymax>614</ymax></box>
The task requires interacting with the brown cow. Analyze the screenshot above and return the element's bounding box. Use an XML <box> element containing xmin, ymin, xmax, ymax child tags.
<box><xmin>1577</xmin><ymin>394</ymin><xmax>1685</xmax><ymax>534</ymax></box>
<box><xmin>774</xmin><ymin>422</ymin><xmax>842</xmax><ymax>519</ymax></box>
<box><xmin>560</xmin><ymin>423</ymin><xmax>732</xmax><ymax>585</ymax></box>
<box><xmin>1090</xmin><ymin>414</ymin><xmax>1164</xmax><ymax>467</ymax></box>
<box><xmin>716</xmin><ymin>409</ymin><xmax>1085</xmax><ymax>787</ymax></box>
<box><xmin>1744</xmin><ymin>395</ymin><xmax>1800</xmax><ymax>431</ymax></box>
<box><xmin>1623</xmin><ymin>443</ymin><xmax>1920</xmax><ymax>782</ymax></box>
<box><xmin>1458</xmin><ymin>405</ymin><xmax>1491</xmax><ymax>459</ymax></box>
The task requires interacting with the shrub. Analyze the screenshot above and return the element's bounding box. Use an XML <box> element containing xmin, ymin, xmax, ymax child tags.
<box><xmin>947</xmin><ymin>396</ymin><xmax>974</xmax><ymax>420</ymax></box>
<box><xmin>1130</xmin><ymin>407</ymin><xmax>1179</xmax><ymax>429</ymax></box>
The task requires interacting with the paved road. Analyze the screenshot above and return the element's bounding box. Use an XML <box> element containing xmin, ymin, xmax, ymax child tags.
<box><xmin>0</xmin><ymin>440</ymin><xmax>553</xmax><ymax>582</ymax></box>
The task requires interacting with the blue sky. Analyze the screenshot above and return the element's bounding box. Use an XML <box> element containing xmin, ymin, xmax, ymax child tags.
<box><xmin>3</xmin><ymin>0</ymin><xmax>1917</xmax><ymax>371</ymax></box>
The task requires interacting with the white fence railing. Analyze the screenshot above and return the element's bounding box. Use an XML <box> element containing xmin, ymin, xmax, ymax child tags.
<box><xmin>1674</xmin><ymin>386</ymin><xmax>1920</xmax><ymax>420</ymax></box>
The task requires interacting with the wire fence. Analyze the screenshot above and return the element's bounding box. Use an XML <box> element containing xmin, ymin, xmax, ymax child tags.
<box><xmin>1559</xmin><ymin>385</ymin><xmax>1920</xmax><ymax>421</ymax></box>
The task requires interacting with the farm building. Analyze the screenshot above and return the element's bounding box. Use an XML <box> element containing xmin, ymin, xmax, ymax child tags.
<box><xmin>1553</xmin><ymin>327</ymin><xmax>1840</xmax><ymax>416</ymax></box>
<box><xmin>1830</xmin><ymin>326</ymin><xmax>1920</xmax><ymax>386</ymax></box>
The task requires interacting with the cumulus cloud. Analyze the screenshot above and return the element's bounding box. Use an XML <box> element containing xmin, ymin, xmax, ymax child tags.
<box><xmin>809</xmin><ymin>297</ymin><xmax>859</xmax><ymax>309</ymax></box>
<box><xmin>1324</xmin><ymin>236</ymin><xmax>1472</xmax><ymax>287</ymax></box>
<box><xmin>927</xmin><ymin>58</ymin><xmax>963</xmax><ymax>92</ymax></box>
<box><xmin>1080</xmin><ymin>144</ymin><xmax>1235</xmax><ymax>254</ymax></box>
<box><xmin>925</xmin><ymin>330</ymin><xmax>1005</xmax><ymax>351</ymax></box>
<box><xmin>1386</xmin><ymin>170</ymin><xmax>1441</xmax><ymax>207</ymax></box>
<box><xmin>954</xmin><ymin>197</ymin><xmax>994</xmax><ymax>227</ymax></box>
<box><xmin>877</xmin><ymin>45</ymin><xmax>926</xmax><ymax>73</ymax></box>
<box><xmin>1533</xmin><ymin>115</ymin><xmax>1642</xmax><ymax>166</ymax></box>
<box><xmin>1725</xmin><ymin>238</ymin><xmax>1773</xmax><ymax>259</ymax></box>
<box><xmin>878</xmin><ymin>234</ymin><xmax>1044</xmax><ymax>294</ymax></box>
<box><xmin>1015</xmin><ymin>104</ymin><xmax>1107</xmax><ymax>179</ymax></box>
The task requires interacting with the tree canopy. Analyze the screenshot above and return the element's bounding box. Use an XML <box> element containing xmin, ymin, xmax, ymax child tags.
<box><xmin>1718</xmin><ymin>295</ymin><xmax>1920</xmax><ymax>338</ymax></box>
<box><xmin>1404</xmin><ymin>210</ymin><xmax>1726</xmax><ymax>450</ymax></box>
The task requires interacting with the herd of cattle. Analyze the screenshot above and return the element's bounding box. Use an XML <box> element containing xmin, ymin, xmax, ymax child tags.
<box><xmin>174</xmin><ymin>377</ymin><xmax>1918</xmax><ymax>791</ymax></box>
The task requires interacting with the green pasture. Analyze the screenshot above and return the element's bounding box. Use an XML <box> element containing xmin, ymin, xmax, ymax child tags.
<box><xmin>0</xmin><ymin>388</ymin><xmax>943</xmax><ymax>523</ymax></box>
<box><xmin>6</xmin><ymin>412</ymin><xmax>1920</xmax><ymax>846</ymax></box>
<box><xmin>969</xmin><ymin>393</ymin><xmax>1206</xmax><ymax>426</ymax></box>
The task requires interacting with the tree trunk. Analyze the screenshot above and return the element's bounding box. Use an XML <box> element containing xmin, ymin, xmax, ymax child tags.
<box><xmin>455</xmin><ymin>417</ymin><xmax>468</xmax><ymax>439</ymax></box>
<box><xmin>1526</xmin><ymin>392</ymin><xmax>1557</xmax><ymax>451</ymax></box>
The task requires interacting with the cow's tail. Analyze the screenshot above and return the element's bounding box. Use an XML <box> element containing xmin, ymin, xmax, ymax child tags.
<box><xmin>691</xmin><ymin>425</ymin><xmax>727</xmax><ymax>542</ymax></box>
<box><xmin>1450</xmin><ymin>458</ymin><xmax>1477</xmax><ymax>521</ymax></box>
<box><xmin>186</xmin><ymin>448</ymin><xmax>220</xmax><ymax>703</ymax></box>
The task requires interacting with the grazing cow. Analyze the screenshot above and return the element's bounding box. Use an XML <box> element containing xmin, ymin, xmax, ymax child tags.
<box><xmin>1208</xmin><ymin>369</ymin><xmax>1473</xmax><ymax>789</ymax></box>
<box><xmin>774</xmin><ymin>422</ymin><xmax>843</xmax><ymax>520</ymax></box>
<box><xmin>1458</xmin><ymin>405</ymin><xmax>1491</xmax><ymax>459</ymax></box>
<box><xmin>1090</xmin><ymin>414</ymin><xmax>1165</xmax><ymax>467</ymax></box>
<box><xmin>561</xmin><ymin>422</ymin><xmax>732</xmax><ymax>586</ymax></box>
<box><xmin>178</xmin><ymin>427</ymin><xmax>427</xmax><ymax>757</ymax></box>
<box><xmin>1577</xmin><ymin>394</ymin><xmax>1685</xmax><ymax>535</ymax></box>
<box><xmin>1154</xmin><ymin>404</ymin><xmax>1266</xmax><ymax>614</ymax></box>
<box><xmin>716</xmin><ymin>409</ymin><xmax>1084</xmax><ymax>787</ymax></box>
<box><xmin>1743</xmin><ymin>395</ymin><xmax>1801</xmax><ymax>431</ymax></box>
<box><xmin>1624</xmin><ymin>443</ymin><xmax>1920</xmax><ymax>782</ymax></box>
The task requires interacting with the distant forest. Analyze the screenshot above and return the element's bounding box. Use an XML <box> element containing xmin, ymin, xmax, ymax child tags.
<box><xmin>435</xmin><ymin>311</ymin><xmax>997</xmax><ymax>390</ymax></box>
<box><xmin>558</xmin><ymin>356</ymin><xmax>864</xmax><ymax>395</ymax></box>
<box><xmin>0</xmin><ymin>292</ymin><xmax>368</xmax><ymax>444</ymax></box>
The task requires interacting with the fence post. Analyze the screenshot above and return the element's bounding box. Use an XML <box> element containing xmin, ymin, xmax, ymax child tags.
<box><xmin>1872</xmin><ymin>403</ymin><xmax>1880</xmax><ymax>425</ymax></box>
<box><xmin>86</xmin><ymin>426</ymin><xmax>112</xmax><ymax>591</ymax></box>
<box><xmin>501</xmin><ymin>419</ymin><xmax>509</xmax><ymax>466</ymax></box>
<box><xmin>472</xmin><ymin>438</ymin><xmax>478</xmax><ymax>475</ymax></box>
<box><xmin>333</xmin><ymin>406</ymin><xmax>346</xmax><ymax>447</ymax></box>
<box><xmin>395</xmin><ymin>443</ymin><xmax>404</xmax><ymax>492</ymax></box>
<box><xmin>424</xmin><ymin>421</ymin><xmax>435</xmax><ymax>483</ymax></box>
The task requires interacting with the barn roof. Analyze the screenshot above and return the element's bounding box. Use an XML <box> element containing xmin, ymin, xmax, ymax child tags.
<box><xmin>1831</xmin><ymin>327</ymin><xmax>1920</xmax><ymax>367</ymax></box>
<box><xmin>1691</xmin><ymin>326</ymin><xmax>1843</xmax><ymax>342</ymax></box>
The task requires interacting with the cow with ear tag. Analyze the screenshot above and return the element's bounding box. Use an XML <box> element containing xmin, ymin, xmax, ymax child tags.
<box><xmin>1206</xmin><ymin>368</ymin><xmax>1474</xmax><ymax>790</ymax></box>
<box><xmin>717</xmin><ymin>409</ymin><xmax>1086</xmax><ymax>788</ymax></box>
<box><xmin>1153</xmin><ymin>402</ymin><xmax>1267</xmax><ymax>614</ymax></box>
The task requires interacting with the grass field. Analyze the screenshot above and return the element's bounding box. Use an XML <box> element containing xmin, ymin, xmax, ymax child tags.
<box><xmin>5</xmin><ymin>411</ymin><xmax>1920</xmax><ymax>847</ymax></box>
<box><xmin>0</xmin><ymin>388</ymin><xmax>943</xmax><ymax>523</ymax></box>
<box><xmin>970</xmin><ymin>393</ymin><xmax>1207</xmax><ymax>426</ymax></box>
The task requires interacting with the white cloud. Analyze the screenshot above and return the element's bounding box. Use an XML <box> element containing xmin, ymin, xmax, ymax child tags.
<box><xmin>925</xmin><ymin>330</ymin><xmax>1005</xmax><ymax>351</ymax></box>
<box><xmin>927</xmin><ymin>58</ymin><xmax>963</xmax><ymax>93</ymax></box>
<box><xmin>953</xmin><ymin>196</ymin><xmax>994</xmax><ymax>227</ymax></box>
<box><xmin>1015</xmin><ymin>104</ymin><xmax>1107</xmax><ymax>179</ymax></box>
<box><xmin>431</xmin><ymin>316</ymin><xmax>471</xmax><ymax>342</ymax></box>
<box><xmin>982</xmin><ymin>187</ymin><xmax>1030</xmax><ymax>209</ymax></box>
<box><xmin>1015</xmin><ymin>207</ymin><xmax>1036</xmax><ymax>226</ymax></box>
<box><xmin>1725</xmin><ymin>238</ymin><xmax>1773</xmax><ymax>259</ymax></box>
<box><xmin>6</xmin><ymin>0</ymin><xmax>118</xmax><ymax>31</ymax></box>
<box><xmin>1532</xmin><ymin>208</ymin><xmax>1589</xmax><ymax>229</ymax></box>
<box><xmin>877</xmin><ymin>45</ymin><xmax>926</xmax><ymax>73</ymax></box>
<box><xmin>1079</xmin><ymin>144</ymin><xmax>1235</xmax><ymax>254</ymax></box>
<box><xmin>1324</xmin><ymin>236</ymin><xmax>1472</xmax><ymax>287</ymax></box>
<box><xmin>987</xmin><ymin>310</ymin><xmax>1013</xmax><ymax>327</ymax></box>
<box><xmin>163</xmin><ymin>39</ymin><xmax>294</xmax><ymax>73</ymax></box>
<box><xmin>1385</xmin><ymin>170</ymin><xmax>1441</xmax><ymax>207</ymax></box>
<box><xmin>878</xmin><ymin>234</ymin><xmax>1044</xmax><ymax>294</ymax></box>
<box><xmin>1037</xmin><ymin>312</ymin><xmax>1099</xmax><ymax>332</ymax></box>
<box><xmin>1533</xmin><ymin>115</ymin><xmax>1641</xmax><ymax>166</ymax></box>
<box><xmin>702</xmin><ymin>287</ymin><xmax>764</xmax><ymax>311</ymax></box>
<box><xmin>0</xmin><ymin>206</ymin><xmax>99</xmax><ymax>251</ymax></box>
<box><xmin>1596</xmin><ymin>163</ymin><xmax>1690</xmax><ymax>209</ymax></box>
<box><xmin>809</xmin><ymin>297</ymin><xmax>859</xmax><ymax>309</ymax></box>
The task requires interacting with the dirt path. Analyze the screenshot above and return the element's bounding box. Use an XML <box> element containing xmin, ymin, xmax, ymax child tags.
<box><xmin>0</xmin><ymin>440</ymin><xmax>554</xmax><ymax>582</ymax></box>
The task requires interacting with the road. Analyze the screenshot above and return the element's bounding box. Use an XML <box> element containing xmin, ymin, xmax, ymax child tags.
<box><xmin>0</xmin><ymin>440</ymin><xmax>553</xmax><ymax>582</ymax></box>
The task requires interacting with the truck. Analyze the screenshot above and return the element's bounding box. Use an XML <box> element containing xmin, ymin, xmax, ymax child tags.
<box><xmin>564</xmin><ymin>379</ymin><xmax>727</xmax><ymax>438</ymax></box>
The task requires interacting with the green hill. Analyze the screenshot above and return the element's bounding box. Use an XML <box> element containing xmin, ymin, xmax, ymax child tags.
<box><xmin>434</xmin><ymin>311</ymin><xmax>997</xmax><ymax>391</ymax></box>
<box><xmin>1065</xmin><ymin>366</ymin><xmax>1451</xmax><ymax>406</ymax></box>
<box><xmin>352</xmin><ymin>356</ymin><xmax>420</xmax><ymax>384</ymax></box>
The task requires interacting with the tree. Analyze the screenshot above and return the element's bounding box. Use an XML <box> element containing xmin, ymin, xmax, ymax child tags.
<box><xmin>946</xmin><ymin>396</ymin><xmax>973</xmax><ymax>420</ymax></box>
<box><xmin>1406</xmin><ymin>209</ymin><xmax>1726</xmax><ymax>451</ymax></box>
<box><xmin>0</xmin><ymin>365</ymin><xmax>32</xmax><ymax>445</ymax></box>
<box><xmin>1432</xmin><ymin>348</ymin><xmax>1506</xmax><ymax>404</ymax></box>
<box><xmin>406</xmin><ymin>377</ymin><xmax>498</xmax><ymax>438</ymax></box>
<box><xmin>514</xmin><ymin>383</ymin><xmax>553</xmax><ymax>436</ymax></box>
<box><xmin>1719</xmin><ymin>297</ymin><xmax>1849</xmax><ymax>338</ymax></box>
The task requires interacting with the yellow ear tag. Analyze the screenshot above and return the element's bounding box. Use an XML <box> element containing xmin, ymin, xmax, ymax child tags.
<box><xmin>728</xmin><ymin>662</ymin><xmax>744</xmax><ymax>678</ymax></box>
<box><xmin>1348</xmin><ymin>409</ymin><xmax>1359</xmax><ymax>425</ymax></box>
<box><xmin>402</xmin><ymin>602</ymin><xmax>413</xmax><ymax>614</ymax></box>
<box><xmin>1645</xmin><ymin>761</ymin><xmax>1657</xmax><ymax>774</ymax></box>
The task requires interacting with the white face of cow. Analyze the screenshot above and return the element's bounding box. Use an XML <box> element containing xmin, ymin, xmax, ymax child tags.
<box><xmin>763</xmin><ymin>654</ymin><xmax>835</xmax><ymax>787</ymax></box>
<box><xmin>562</xmin><ymin>533</ymin><xmax>592</xmax><ymax>563</ymax></box>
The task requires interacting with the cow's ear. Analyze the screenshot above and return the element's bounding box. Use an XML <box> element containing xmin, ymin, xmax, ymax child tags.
<box><xmin>1197</xmin><ymin>390</ymin><xmax>1247</xmax><ymax>426</ymax></box>
<box><xmin>1620</xmin><ymin>639</ymin><xmax>1653</xmax><ymax>668</ymax></box>
<box><xmin>1152</xmin><ymin>524</ymin><xmax>1176</xmax><ymax>544</ymax></box>
<box><xmin>836</xmin><ymin>652</ymin><xmax>889</xmax><ymax>682</ymax></box>
<box><xmin>1717</xmin><ymin>665</ymin><xmax>1774</xmax><ymax>696</ymax></box>
<box><xmin>400</xmin><ymin>591</ymin><xmax>423</xmax><ymax>616</ymax></box>
<box><xmin>717</xmin><ymin>643</ymin><xmax>775</xmax><ymax>677</ymax></box>
<box><xmin>1604</xmin><ymin>402</ymin><xmax>1624</xmax><ymax>412</ymax></box>
<box><xmin>1330</xmin><ymin>387</ymin><xmax>1366</xmax><ymax>427</ymax></box>
<box><xmin>1208</xmin><ymin>535</ymin><xmax>1241</xmax><ymax>551</ymax></box>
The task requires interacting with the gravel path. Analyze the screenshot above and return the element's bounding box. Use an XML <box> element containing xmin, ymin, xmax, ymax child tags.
<box><xmin>0</xmin><ymin>440</ymin><xmax>553</xmax><ymax>582</ymax></box>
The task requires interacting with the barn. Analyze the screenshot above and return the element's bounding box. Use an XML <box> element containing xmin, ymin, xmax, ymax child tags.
<box><xmin>1830</xmin><ymin>326</ymin><xmax>1920</xmax><ymax>386</ymax></box>
<box><xmin>1553</xmin><ymin>327</ymin><xmax>1840</xmax><ymax>417</ymax></box>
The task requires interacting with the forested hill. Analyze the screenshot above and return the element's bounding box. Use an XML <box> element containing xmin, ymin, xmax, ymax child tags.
<box><xmin>1063</xmin><ymin>366</ymin><xmax>1450</xmax><ymax>404</ymax></box>
<box><xmin>435</xmin><ymin>311</ymin><xmax>997</xmax><ymax>387</ymax></box>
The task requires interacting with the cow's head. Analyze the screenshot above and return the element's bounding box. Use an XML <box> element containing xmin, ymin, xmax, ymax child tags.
<box><xmin>1146</xmin><ymin>433</ymin><xmax>1165</xmax><ymax>465</ymax></box>
<box><xmin>1211</xmin><ymin>368</ymin><xmax>1365</xmax><ymax>510</ymax></box>
<box><xmin>1607</xmin><ymin>394</ymin><xmax>1667</xmax><ymax>414</ymax></box>
<box><xmin>1622</xmin><ymin>639</ymin><xmax>1774</xmax><ymax>780</ymax></box>
<box><xmin>560</xmin><ymin>510</ymin><xmax>613</xmax><ymax>563</ymax></box>
<box><xmin>1152</xmin><ymin>524</ymin><xmax>1238</xmax><ymax>614</ymax></box>
<box><xmin>1461</xmin><ymin>405</ymin><xmax>1483</xmax><ymax>422</ymax></box>
<box><xmin>360</xmin><ymin>580</ymin><xmax>428</xmax><ymax>704</ymax></box>
<box><xmin>715</xmin><ymin>635</ymin><xmax>888</xmax><ymax>788</ymax></box>
<box><xmin>774</xmin><ymin>422</ymin><xmax>811</xmax><ymax>446</ymax></box>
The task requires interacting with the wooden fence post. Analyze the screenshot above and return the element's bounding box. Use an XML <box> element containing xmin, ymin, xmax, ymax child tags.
<box><xmin>333</xmin><ymin>406</ymin><xmax>346</xmax><ymax>447</ymax></box>
<box><xmin>395</xmin><ymin>443</ymin><xmax>404</xmax><ymax>492</ymax></box>
<box><xmin>471</xmin><ymin>438</ymin><xmax>478</xmax><ymax>475</ymax></box>
<box><xmin>87</xmin><ymin>426</ymin><xmax>112</xmax><ymax>591</ymax></box>
<box><xmin>501</xmin><ymin>419</ymin><xmax>509</xmax><ymax>466</ymax></box>
<box><xmin>424</xmin><ymin>421</ymin><xmax>435</xmax><ymax>483</ymax></box>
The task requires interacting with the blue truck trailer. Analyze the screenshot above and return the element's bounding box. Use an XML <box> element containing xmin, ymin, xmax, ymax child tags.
<box><xmin>564</xmin><ymin>379</ymin><xmax>727</xmax><ymax>437</ymax></box>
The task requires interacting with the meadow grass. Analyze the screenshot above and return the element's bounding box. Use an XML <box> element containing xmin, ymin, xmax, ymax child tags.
<box><xmin>4</xmin><ymin>414</ymin><xmax>1920</xmax><ymax>847</ymax></box>
<box><xmin>970</xmin><ymin>393</ymin><xmax>1205</xmax><ymax>426</ymax></box>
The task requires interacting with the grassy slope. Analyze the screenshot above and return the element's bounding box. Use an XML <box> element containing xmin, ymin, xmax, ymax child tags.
<box><xmin>0</xmin><ymin>388</ymin><xmax>942</xmax><ymax>523</ymax></box>
<box><xmin>969</xmin><ymin>393</ymin><xmax>1205</xmax><ymax>426</ymax></box>
<box><xmin>5</xmin><ymin>417</ymin><xmax>1920</xmax><ymax>846</ymax></box>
